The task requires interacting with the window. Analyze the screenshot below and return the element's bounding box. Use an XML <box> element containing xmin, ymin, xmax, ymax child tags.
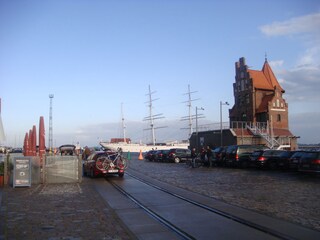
<box><xmin>276</xmin><ymin>99</ymin><xmax>280</xmax><ymax>107</ymax></box>
<box><xmin>277</xmin><ymin>114</ymin><xmax>281</xmax><ymax>122</ymax></box>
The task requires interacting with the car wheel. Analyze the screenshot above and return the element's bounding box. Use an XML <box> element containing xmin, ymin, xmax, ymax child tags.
<box><xmin>174</xmin><ymin>157</ymin><xmax>180</xmax><ymax>163</ymax></box>
<box><xmin>119</xmin><ymin>172</ymin><xmax>124</xmax><ymax>178</ymax></box>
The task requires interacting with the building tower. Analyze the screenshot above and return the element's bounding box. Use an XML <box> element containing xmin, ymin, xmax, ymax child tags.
<box><xmin>49</xmin><ymin>94</ymin><xmax>54</xmax><ymax>152</ymax></box>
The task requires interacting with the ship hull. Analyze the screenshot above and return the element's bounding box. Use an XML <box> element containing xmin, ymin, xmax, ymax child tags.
<box><xmin>100</xmin><ymin>142</ymin><xmax>189</xmax><ymax>153</ymax></box>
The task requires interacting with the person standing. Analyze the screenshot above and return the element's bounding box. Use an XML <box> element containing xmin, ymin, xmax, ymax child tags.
<box><xmin>191</xmin><ymin>148</ymin><xmax>197</xmax><ymax>168</ymax></box>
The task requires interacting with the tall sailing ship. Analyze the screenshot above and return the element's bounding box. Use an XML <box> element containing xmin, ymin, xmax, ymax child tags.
<box><xmin>100</xmin><ymin>85</ymin><xmax>191</xmax><ymax>153</ymax></box>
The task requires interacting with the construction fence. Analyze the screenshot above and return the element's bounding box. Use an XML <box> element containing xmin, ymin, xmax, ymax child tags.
<box><xmin>2</xmin><ymin>153</ymin><xmax>82</xmax><ymax>187</ymax></box>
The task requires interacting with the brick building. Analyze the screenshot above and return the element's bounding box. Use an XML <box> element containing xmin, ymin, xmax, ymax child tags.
<box><xmin>189</xmin><ymin>57</ymin><xmax>298</xmax><ymax>150</ymax></box>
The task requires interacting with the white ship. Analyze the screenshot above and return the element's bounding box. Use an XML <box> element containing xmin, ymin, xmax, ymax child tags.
<box><xmin>99</xmin><ymin>139</ymin><xmax>189</xmax><ymax>153</ymax></box>
<box><xmin>100</xmin><ymin>85</ymin><xmax>195</xmax><ymax>153</ymax></box>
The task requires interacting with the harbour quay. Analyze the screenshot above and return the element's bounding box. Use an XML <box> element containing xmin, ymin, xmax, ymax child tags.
<box><xmin>1</xmin><ymin>153</ymin><xmax>319</xmax><ymax>239</ymax></box>
<box><xmin>128</xmin><ymin>153</ymin><xmax>320</xmax><ymax>232</ymax></box>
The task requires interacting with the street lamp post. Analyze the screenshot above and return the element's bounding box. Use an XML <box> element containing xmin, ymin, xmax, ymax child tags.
<box><xmin>220</xmin><ymin>101</ymin><xmax>229</xmax><ymax>146</ymax></box>
<box><xmin>196</xmin><ymin>107</ymin><xmax>204</xmax><ymax>154</ymax></box>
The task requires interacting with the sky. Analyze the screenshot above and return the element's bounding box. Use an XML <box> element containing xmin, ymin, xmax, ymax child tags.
<box><xmin>0</xmin><ymin>0</ymin><xmax>320</xmax><ymax>147</ymax></box>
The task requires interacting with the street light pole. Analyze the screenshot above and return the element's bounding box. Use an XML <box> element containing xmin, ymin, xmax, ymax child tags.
<box><xmin>220</xmin><ymin>101</ymin><xmax>229</xmax><ymax>146</ymax></box>
<box><xmin>196</xmin><ymin>106</ymin><xmax>204</xmax><ymax>154</ymax></box>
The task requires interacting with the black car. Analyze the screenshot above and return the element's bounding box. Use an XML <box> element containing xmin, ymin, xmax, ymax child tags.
<box><xmin>154</xmin><ymin>150</ymin><xmax>170</xmax><ymax>162</ymax></box>
<box><xmin>250</xmin><ymin>149</ymin><xmax>287</xmax><ymax>169</ymax></box>
<box><xmin>213</xmin><ymin>147</ymin><xmax>226</xmax><ymax>166</ymax></box>
<box><xmin>167</xmin><ymin>148</ymin><xmax>191</xmax><ymax>163</ymax></box>
<box><xmin>144</xmin><ymin>150</ymin><xmax>157</xmax><ymax>161</ymax></box>
<box><xmin>225</xmin><ymin>145</ymin><xmax>266</xmax><ymax>168</ymax></box>
<box><xmin>298</xmin><ymin>151</ymin><xmax>320</xmax><ymax>173</ymax></box>
<box><xmin>289</xmin><ymin>151</ymin><xmax>306</xmax><ymax>170</ymax></box>
<box><xmin>275</xmin><ymin>150</ymin><xmax>299</xmax><ymax>170</ymax></box>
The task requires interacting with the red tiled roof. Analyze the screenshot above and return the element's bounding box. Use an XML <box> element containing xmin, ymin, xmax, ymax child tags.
<box><xmin>262</xmin><ymin>60</ymin><xmax>284</xmax><ymax>92</ymax></box>
<box><xmin>232</xmin><ymin>128</ymin><xmax>253</xmax><ymax>136</ymax></box>
<box><xmin>232</xmin><ymin>128</ymin><xmax>294</xmax><ymax>137</ymax></box>
<box><xmin>248</xmin><ymin>60</ymin><xmax>284</xmax><ymax>92</ymax></box>
<box><xmin>248</xmin><ymin>69</ymin><xmax>274</xmax><ymax>90</ymax></box>
<box><xmin>272</xmin><ymin>128</ymin><xmax>294</xmax><ymax>137</ymax></box>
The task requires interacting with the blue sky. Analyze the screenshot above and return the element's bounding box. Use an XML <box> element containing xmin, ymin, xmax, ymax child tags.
<box><xmin>1</xmin><ymin>0</ymin><xmax>320</xmax><ymax>147</ymax></box>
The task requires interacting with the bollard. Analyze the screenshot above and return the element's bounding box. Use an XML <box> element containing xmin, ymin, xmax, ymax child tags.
<box><xmin>127</xmin><ymin>151</ymin><xmax>131</xmax><ymax>160</ymax></box>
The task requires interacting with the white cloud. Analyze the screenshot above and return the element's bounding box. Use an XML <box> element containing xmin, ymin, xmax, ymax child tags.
<box><xmin>259</xmin><ymin>12</ymin><xmax>320</xmax><ymax>37</ymax></box>
<box><xmin>296</xmin><ymin>46</ymin><xmax>320</xmax><ymax>68</ymax></box>
<box><xmin>290</xmin><ymin>112</ymin><xmax>320</xmax><ymax>144</ymax></box>
<box><xmin>279</xmin><ymin>65</ymin><xmax>320</xmax><ymax>102</ymax></box>
<box><xmin>260</xmin><ymin>12</ymin><xmax>320</xmax><ymax>103</ymax></box>
<box><xmin>269</xmin><ymin>60</ymin><xmax>284</xmax><ymax>67</ymax></box>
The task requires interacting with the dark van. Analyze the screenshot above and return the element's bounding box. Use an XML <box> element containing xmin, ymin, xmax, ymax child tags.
<box><xmin>225</xmin><ymin>145</ymin><xmax>265</xmax><ymax>168</ymax></box>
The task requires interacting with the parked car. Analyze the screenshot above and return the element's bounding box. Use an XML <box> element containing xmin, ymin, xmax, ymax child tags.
<box><xmin>225</xmin><ymin>145</ymin><xmax>266</xmax><ymax>168</ymax></box>
<box><xmin>10</xmin><ymin>148</ymin><xmax>23</xmax><ymax>153</ymax></box>
<box><xmin>213</xmin><ymin>147</ymin><xmax>226</xmax><ymax>166</ymax></box>
<box><xmin>289</xmin><ymin>151</ymin><xmax>306</xmax><ymax>170</ymax></box>
<box><xmin>274</xmin><ymin>150</ymin><xmax>299</xmax><ymax>170</ymax></box>
<box><xmin>298</xmin><ymin>151</ymin><xmax>320</xmax><ymax>173</ymax></box>
<box><xmin>249</xmin><ymin>149</ymin><xmax>287</xmax><ymax>169</ymax></box>
<box><xmin>167</xmin><ymin>148</ymin><xmax>191</xmax><ymax>163</ymax></box>
<box><xmin>83</xmin><ymin>151</ymin><xmax>125</xmax><ymax>178</ymax></box>
<box><xmin>144</xmin><ymin>150</ymin><xmax>157</xmax><ymax>161</ymax></box>
<box><xmin>154</xmin><ymin>149</ymin><xmax>170</xmax><ymax>162</ymax></box>
<box><xmin>59</xmin><ymin>144</ymin><xmax>76</xmax><ymax>156</ymax></box>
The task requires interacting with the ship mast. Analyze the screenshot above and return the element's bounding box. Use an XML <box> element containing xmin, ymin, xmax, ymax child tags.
<box><xmin>121</xmin><ymin>102</ymin><xmax>126</xmax><ymax>143</ymax></box>
<box><xmin>181</xmin><ymin>85</ymin><xmax>200</xmax><ymax>137</ymax></box>
<box><xmin>143</xmin><ymin>85</ymin><xmax>165</xmax><ymax>145</ymax></box>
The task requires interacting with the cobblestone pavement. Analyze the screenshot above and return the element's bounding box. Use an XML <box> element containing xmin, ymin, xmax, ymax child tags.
<box><xmin>1</xmin><ymin>155</ymin><xmax>319</xmax><ymax>239</ymax></box>
<box><xmin>128</xmin><ymin>157</ymin><xmax>320</xmax><ymax>232</ymax></box>
<box><xmin>0</xmin><ymin>178</ymin><xmax>134</xmax><ymax>240</ymax></box>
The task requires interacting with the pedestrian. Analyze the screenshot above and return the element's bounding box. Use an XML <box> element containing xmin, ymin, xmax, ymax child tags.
<box><xmin>200</xmin><ymin>147</ymin><xmax>207</xmax><ymax>167</ymax></box>
<box><xmin>206</xmin><ymin>145</ymin><xmax>213</xmax><ymax>168</ymax></box>
<box><xmin>191</xmin><ymin>148</ymin><xmax>196</xmax><ymax>167</ymax></box>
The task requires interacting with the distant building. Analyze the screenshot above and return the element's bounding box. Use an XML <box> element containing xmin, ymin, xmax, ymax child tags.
<box><xmin>189</xmin><ymin>57</ymin><xmax>298</xmax><ymax>150</ymax></box>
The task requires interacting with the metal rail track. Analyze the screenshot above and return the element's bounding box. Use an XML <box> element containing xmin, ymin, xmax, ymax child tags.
<box><xmin>108</xmin><ymin>172</ymin><xmax>296</xmax><ymax>240</ymax></box>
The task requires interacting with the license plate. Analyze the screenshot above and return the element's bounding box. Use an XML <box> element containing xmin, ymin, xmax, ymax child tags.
<box><xmin>292</xmin><ymin>160</ymin><xmax>298</xmax><ymax>163</ymax></box>
<box><xmin>302</xmin><ymin>164</ymin><xmax>309</xmax><ymax>168</ymax></box>
<box><xmin>108</xmin><ymin>169</ymin><xmax>118</xmax><ymax>173</ymax></box>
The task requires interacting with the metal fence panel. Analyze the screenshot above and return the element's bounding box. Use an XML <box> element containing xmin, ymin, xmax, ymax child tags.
<box><xmin>7</xmin><ymin>154</ymin><xmax>41</xmax><ymax>185</ymax></box>
<box><xmin>45</xmin><ymin>156</ymin><xmax>80</xmax><ymax>183</ymax></box>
